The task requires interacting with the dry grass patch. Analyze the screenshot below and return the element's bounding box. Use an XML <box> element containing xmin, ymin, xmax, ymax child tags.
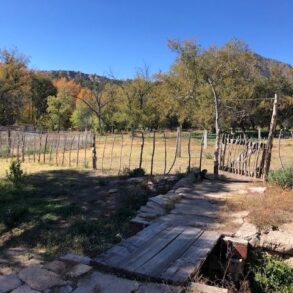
<box><xmin>226</xmin><ymin>185</ymin><xmax>293</xmax><ymax>230</ymax></box>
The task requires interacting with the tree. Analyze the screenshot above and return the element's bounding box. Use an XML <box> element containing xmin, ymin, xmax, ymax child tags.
<box><xmin>76</xmin><ymin>80</ymin><xmax>118</xmax><ymax>133</ymax></box>
<box><xmin>47</xmin><ymin>88</ymin><xmax>73</xmax><ymax>131</ymax></box>
<box><xmin>0</xmin><ymin>49</ymin><xmax>31</xmax><ymax>125</ymax></box>
<box><xmin>30</xmin><ymin>73</ymin><xmax>57</xmax><ymax>124</ymax></box>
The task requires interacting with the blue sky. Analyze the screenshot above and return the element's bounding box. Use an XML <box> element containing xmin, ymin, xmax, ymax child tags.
<box><xmin>1</xmin><ymin>0</ymin><xmax>292</xmax><ymax>79</ymax></box>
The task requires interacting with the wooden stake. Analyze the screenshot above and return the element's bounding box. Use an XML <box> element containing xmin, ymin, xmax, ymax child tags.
<box><xmin>61</xmin><ymin>135</ymin><xmax>67</xmax><ymax>166</ymax></box>
<box><xmin>69</xmin><ymin>136</ymin><xmax>75</xmax><ymax>167</ymax></box>
<box><xmin>208</xmin><ymin>78</ymin><xmax>220</xmax><ymax>179</ymax></box>
<box><xmin>199</xmin><ymin>134</ymin><xmax>204</xmax><ymax>172</ymax></box>
<box><xmin>129</xmin><ymin>133</ymin><xmax>134</xmax><ymax>169</ymax></box>
<box><xmin>163</xmin><ymin>131</ymin><xmax>167</xmax><ymax>175</ymax></box>
<box><xmin>139</xmin><ymin>132</ymin><xmax>145</xmax><ymax>170</ymax></box>
<box><xmin>92</xmin><ymin>132</ymin><xmax>97</xmax><ymax>170</ymax></box>
<box><xmin>102</xmin><ymin>134</ymin><xmax>108</xmax><ymax>172</ymax></box>
<box><xmin>110</xmin><ymin>134</ymin><xmax>116</xmax><ymax>170</ymax></box>
<box><xmin>43</xmin><ymin>134</ymin><xmax>48</xmax><ymax>163</ymax></box>
<box><xmin>55</xmin><ymin>133</ymin><xmax>60</xmax><ymax>166</ymax></box>
<box><xmin>150</xmin><ymin>131</ymin><xmax>156</xmax><ymax>176</ymax></box>
<box><xmin>167</xmin><ymin>130</ymin><xmax>179</xmax><ymax>174</ymax></box>
<box><xmin>263</xmin><ymin>94</ymin><xmax>279</xmax><ymax>181</ymax></box>
<box><xmin>76</xmin><ymin>133</ymin><xmax>80</xmax><ymax>167</ymax></box>
<box><xmin>278</xmin><ymin>129</ymin><xmax>284</xmax><ymax>170</ymax></box>
<box><xmin>38</xmin><ymin>132</ymin><xmax>42</xmax><ymax>162</ymax></box>
<box><xmin>187</xmin><ymin>132</ymin><xmax>192</xmax><ymax>172</ymax></box>
<box><xmin>21</xmin><ymin>132</ymin><xmax>25</xmax><ymax>162</ymax></box>
<box><xmin>118</xmin><ymin>133</ymin><xmax>124</xmax><ymax>174</ymax></box>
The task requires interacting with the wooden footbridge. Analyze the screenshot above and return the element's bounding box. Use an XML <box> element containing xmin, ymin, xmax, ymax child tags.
<box><xmin>95</xmin><ymin>177</ymin><xmax>254</xmax><ymax>284</ymax></box>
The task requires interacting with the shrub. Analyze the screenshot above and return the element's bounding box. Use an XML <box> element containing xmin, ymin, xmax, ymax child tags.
<box><xmin>250</xmin><ymin>252</ymin><xmax>293</xmax><ymax>293</ymax></box>
<box><xmin>204</xmin><ymin>152</ymin><xmax>213</xmax><ymax>160</ymax></box>
<box><xmin>123</xmin><ymin>167</ymin><xmax>146</xmax><ymax>177</ymax></box>
<box><xmin>6</xmin><ymin>160</ymin><xmax>24</xmax><ymax>186</ymax></box>
<box><xmin>3</xmin><ymin>206</ymin><xmax>29</xmax><ymax>228</ymax></box>
<box><xmin>268</xmin><ymin>166</ymin><xmax>293</xmax><ymax>188</ymax></box>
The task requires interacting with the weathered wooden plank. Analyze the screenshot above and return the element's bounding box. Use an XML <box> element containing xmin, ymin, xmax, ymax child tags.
<box><xmin>136</xmin><ymin>227</ymin><xmax>202</xmax><ymax>276</ymax></box>
<box><xmin>121</xmin><ymin>226</ymin><xmax>185</xmax><ymax>271</ymax></box>
<box><xmin>171</xmin><ymin>204</ymin><xmax>218</xmax><ymax>218</ymax></box>
<box><xmin>159</xmin><ymin>214</ymin><xmax>216</xmax><ymax>228</ymax></box>
<box><xmin>95</xmin><ymin>222</ymin><xmax>168</xmax><ymax>265</ymax></box>
<box><xmin>161</xmin><ymin>230</ymin><xmax>220</xmax><ymax>283</ymax></box>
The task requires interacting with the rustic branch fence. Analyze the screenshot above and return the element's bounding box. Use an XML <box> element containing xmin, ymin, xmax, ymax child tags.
<box><xmin>0</xmin><ymin>128</ymin><xmax>206</xmax><ymax>175</ymax></box>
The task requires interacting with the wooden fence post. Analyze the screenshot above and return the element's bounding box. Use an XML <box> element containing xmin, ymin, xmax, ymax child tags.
<box><xmin>263</xmin><ymin>94</ymin><xmax>279</xmax><ymax>181</ymax></box>
<box><xmin>76</xmin><ymin>133</ymin><xmax>80</xmax><ymax>167</ymax></box>
<box><xmin>204</xmin><ymin>129</ymin><xmax>208</xmax><ymax>149</ymax></box>
<box><xmin>129</xmin><ymin>133</ymin><xmax>134</xmax><ymax>169</ymax></box>
<box><xmin>102</xmin><ymin>134</ymin><xmax>108</xmax><ymax>172</ymax></box>
<box><xmin>199</xmin><ymin>134</ymin><xmax>204</xmax><ymax>172</ymax></box>
<box><xmin>167</xmin><ymin>130</ymin><xmax>179</xmax><ymax>175</ymax></box>
<box><xmin>278</xmin><ymin>129</ymin><xmax>284</xmax><ymax>170</ymax></box>
<box><xmin>110</xmin><ymin>134</ymin><xmax>116</xmax><ymax>170</ymax></box>
<box><xmin>208</xmin><ymin>78</ymin><xmax>220</xmax><ymax>179</ymax></box>
<box><xmin>7</xmin><ymin>128</ymin><xmax>11</xmax><ymax>157</ymax></box>
<box><xmin>139</xmin><ymin>132</ymin><xmax>145</xmax><ymax>170</ymax></box>
<box><xmin>150</xmin><ymin>131</ymin><xmax>156</xmax><ymax>176</ymax></box>
<box><xmin>43</xmin><ymin>134</ymin><xmax>48</xmax><ymax>163</ymax></box>
<box><xmin>92</xmin><ymin>132</ymin><xmax>97</xmax><ymax>170</ymax></box>
<box><xmin>118</xmin><ymin>133</ymin><xmax>124</xmax><ymax>174</ymax></box>
<box><xmin>258</xmin><ymin>127</ymin><xmax>262</xmax><ymax>141</ymax></box>
<box><xmin>187</xmin><ymin>132</ymin><xmax>192</xmax><ymax>172</ymax></box>
<box><xmin>21</xmin><ymin>132</ymin><xmax>25</xmax><ymax>162</ymax></box>
<box><xmin>176</xmin><ymin>126</ymin><xmax>182</xmax><ymax>158</ymax></box>
<box><xmin>163</xmin><ymin>131</ymin><xmax>167</xmax><ymax>175</ymax></box>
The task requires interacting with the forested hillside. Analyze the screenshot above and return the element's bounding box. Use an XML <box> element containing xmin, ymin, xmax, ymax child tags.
<box><xmin>1</xmin><ymin>39</ymin><xmax>292</xmax><ymax>132</ymax></box>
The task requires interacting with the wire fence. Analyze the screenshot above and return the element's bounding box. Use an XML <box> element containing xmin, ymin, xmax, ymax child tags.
<box><xmin>0</xmin><ymin>129</ymin><xmax>208</xmax><ymax>176</ymax></box>
<box><xmin>0</xmin><ymin>127</ymin><xmax>292</xmax><ymax>176</ymax></box>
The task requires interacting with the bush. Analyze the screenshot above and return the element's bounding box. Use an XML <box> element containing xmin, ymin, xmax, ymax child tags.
<box><xmin>6</xmin><ymin>160</ymin><xmax>24</xmax><ymax>186</ymax></box>
<box><xmin>251</xmin><ymin>252</ymin><xmax>293</xmax><ymax>293</ymax></box>
<box><xmin>268</xmin><ymin>166</ymin><xmax>293</xmax><ymax>188</ymax></box>
<box><xmin>3</xmin><ymin>206</ymin><xmax>29</xmax><ymax>228</ymax></box>
<box><xmin>122</xmin><ymin>167</ymin><xmax>145</xmax><ymax>177</ymax></box>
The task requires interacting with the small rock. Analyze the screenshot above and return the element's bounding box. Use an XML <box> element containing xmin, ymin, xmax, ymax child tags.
<box><xmin>189</xmin><ymin>282</ymin><xmax>228</xmax><ymax>293</ymax></box>
<box><xmin>248</xmin><ymin>186</ymin><xmax>266</xmax><ymax>193</ymax></box>
<box><xmin>44</xmin><ymin>260</ymin><xmax>66</xmax><ymax>274</ymax></box>
<box><xmin>50</xmin><ymin>285</ymin><xmax>73</xmax><ymax>293</ymax></box>
<box><xmin>108</xmin><ymin>188</ymin><xmax>118</xmax><ymax>194</ymax></box>
<box><xmin>19</xmin><ymin>266</ymin><xmax>65</xmax><ymax>291</ymax></box>
<box><xmin>235</xmin><ymin>222</ymin><xmax>259</xmax><ymax>244</ymax></box>
<box><xmin>66</xmin><ymin>264</ymin><xmax>92</xmax><ymax>278</ymax></box>
<box><xmin>72</xmin><ymin>271</ymin><xmax>140</xmax><ymax>293</ymax></box>
<box><xmin>11</xmin><ymin>284</ymin><xmax>40</xmax><ymax>293</ymax></box>
<box><xmin>259</xmin><ymin>228</ymin><xmax>293</xmax><ymax>255</ymax></box>
<box><xmin>0</xmin><ymin>273</ymin><xmax>22</xmax><ymax>292</ymax></box>
<box><xmin>60</xmin><ymin>253</ymin><xmax>92</xmax><ymax>265</ymax></box>
<box><xmin>284</xmin><ymin>257</ymin><xmax>293</xmax><ymax>268</ymax></box>
<box><xmin>137</xmin><ymin>282</ymin><xmax>180</xmax><ymax>292</ymax></box>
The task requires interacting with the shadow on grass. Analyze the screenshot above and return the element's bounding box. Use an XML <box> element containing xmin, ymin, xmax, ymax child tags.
<box><xmin>0</xmin><ymin>169</ymin><xmax>162</xmax><ymax>259</ymax></box>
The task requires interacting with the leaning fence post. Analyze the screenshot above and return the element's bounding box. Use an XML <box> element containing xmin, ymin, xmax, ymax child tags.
<box><xmin>263</xmin><ymin>93</ymin><xmax>279</xmax><ymax>181</ymax></box>
<box><xmin>150</xmin><ymin>131</ymin><xmax>156</xmax><ymax>176</ymax></box>
<box><xmin>92</xmin><ymin>132</ymin><xmax>97</xmax><ymax>170</ymax></box>
<box><xmin>163</xmin><ymin>131</ymin><xmax>167</xmax><ymax>175</ymax></box>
